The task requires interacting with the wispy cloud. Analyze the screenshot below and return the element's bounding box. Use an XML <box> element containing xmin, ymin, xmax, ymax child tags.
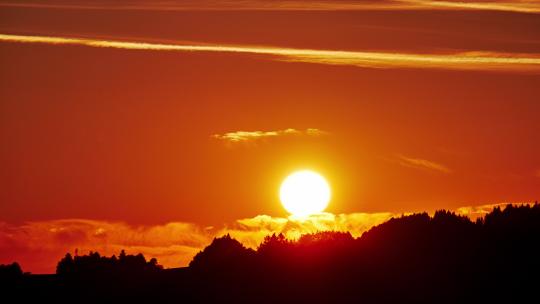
<box><xmin>0</xmin><ymin>1</ymin><xmax>399</xmax><ymax>11</ymax></box>
<box><xmin>1</xmin><ymin>1</ymin><xmax>539</xmax><ymax>13</ymax></box>
<box><xmin>0</xmin><ymin>219</ymin><xmax>212</xmax><ymax>274</ymax></box>
<box><xmin>220</xmin><ymin>212</ymin><xmax>395</xmax><ymax>248</ymax></box>
<box><xmin>0</xmin><ymin>213</ymin><xmax>389</xmax><ymax>273</ymax></box>
<box><xmin>0</xmin><ymin>202</ymin><xmax>526</xmax><ymax>273</ymax></box>
<box><xmin>1</xmin><ymin>33</ymin><xmax>540</xmax><ymax>72</ymax></box>
<box><xmin>396</xmin><ymin>154</ymin><xmax>452</xmax><ymax>173</ymax></box>
<box><xmin>455</xmin><ymin>202</ymin><xmax>536</xmax><ymax>220</ymax></box>
<box><xmin>399</xmin><ymin>0</ymin><xmax>540</xmax><ymax>14</ymax></box>
<box><xmin>212</xmin><ymin>128</ymin><xmax>328</xmax><ymax>144</ymax></box>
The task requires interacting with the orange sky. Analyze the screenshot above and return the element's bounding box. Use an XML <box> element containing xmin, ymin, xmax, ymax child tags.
<box><xmin>1</xmin><ymin>1</ymin><xmax>539</xmax><ymax>272</ymax></box>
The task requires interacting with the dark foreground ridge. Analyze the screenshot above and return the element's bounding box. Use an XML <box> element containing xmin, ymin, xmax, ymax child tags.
<box><xmin>1</xmin><ymin>204</ymin><xmax>539</xmax><ymax>303</ymax></box>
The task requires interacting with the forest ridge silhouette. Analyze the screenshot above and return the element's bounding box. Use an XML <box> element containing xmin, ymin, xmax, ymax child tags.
<box><xmin>1</xmin><ymin>204</ymin><xmax>539</xmax><ymax>303</ymax></box>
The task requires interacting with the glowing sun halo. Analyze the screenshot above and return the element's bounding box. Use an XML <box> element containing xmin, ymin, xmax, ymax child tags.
<box><xmin>279</xmin><ymin>170</ymin><xmax>331</xmax><ymax>217</ymax></box>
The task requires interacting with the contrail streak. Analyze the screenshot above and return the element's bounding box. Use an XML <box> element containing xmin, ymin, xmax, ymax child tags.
<box><xmin>1</xmin><ymin>33</ymin><xmax>540</xmax><ymax>72</ymax></box>
<box><xmin>0</xmin><ymin>1</ymin><xmax>539</xmax><ymax>13</ymax></box>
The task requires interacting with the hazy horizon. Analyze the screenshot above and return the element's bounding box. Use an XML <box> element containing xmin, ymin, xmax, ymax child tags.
<box><xmin>1</xmin><ymin>0</ymin><xmax>539</xmax><ymax>275</ymax></box>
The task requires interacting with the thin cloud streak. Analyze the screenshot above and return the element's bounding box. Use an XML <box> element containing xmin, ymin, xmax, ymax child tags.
<box><xmin>1</xmin><ymin>1</ymin><xmax>539</xmax><ymax>13</ymax></box>
<box><xmin>212</xmin><ymin>128</ymin><xmax>328</xmax><ymax>143</ymax></box>
<box><xmin>396</xmin><ymin>154</ymin><xmax>452</xmax><ymax>173</ymax></box>
<box><xmin>399</xmin><ymin>0</ymin><xmax>540</xmax><ymax>14</ymax></box>
<box><xmin>1</xmin><ymin>33</ymin><xmax>540</xmax><ymax>72</ymax></box>
<box><xmin>0</xmin><ymin>1</ymin><xmax>403</xmax><ymax>11</ymax></box>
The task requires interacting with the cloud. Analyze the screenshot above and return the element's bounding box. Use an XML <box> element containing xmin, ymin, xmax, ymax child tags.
<box><xmin>0</xmin><ymin>202</ymin><xmax>527</xmax><ymax>273</ymax></box>
<box><xmin>2</xmin><ymin>33</ymin><xmax>540</xmax><ymax>72</ymax></box>
<box><xmin>212</xmin><ymin>128</ymin><xmax>328</xmax><ymax>144</ymax></box>
<box><xmin>220</xmin><ymin>212</ymin><xmax>396</xmax><ymax>248</ymax></box>
<box><xmin>0</xmin><ymin>219</ymin><xmax>212</xmax><ymax>274</ymax></box>
<box><xmin>0</xmin><ymin>1</ymin><xmax>399</xmax><ymax>11</ymax></box>
<box><xmin>1</xmin><ymin>1</ymin><xmax>539</xmax><ymax>13</ymax></box>
<box><xmin>455</xmin><ymin>202</ymin><xmax>536</xmax><ymax>220</ymax></box>
<box><xmin>399</xmin><ymin>0</ymin><xmax>540</xmax><ymax>14</ymax></box>
<box><xmin>396</xmin><ymin>154</ymin><xmax>452</xmax><ymax>173</ymax></box>
<box><xmin>1</xmin><ymin>213</ymin><xmax>391</xmax><ymax>273</ymax></box>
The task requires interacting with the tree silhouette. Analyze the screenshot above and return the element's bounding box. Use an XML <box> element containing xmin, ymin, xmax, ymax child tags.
<box><xmin>190</xmin><ymin>234</ymin><xmax>255</xmax><ymax>271</ymax></box>
<box><xmin>3</xmin><ymin>203</ymin><xmax>540</xmax><ymax>303</ymax></box>
<box><xmin>56</xmin><ymin>250</ymin><xmax>162</xmax><ymax>277</ymax></box>
<box><xmin>0</xmin><ymin>262</ymin><xmax>23</xmax><ymax>279</ymax></box>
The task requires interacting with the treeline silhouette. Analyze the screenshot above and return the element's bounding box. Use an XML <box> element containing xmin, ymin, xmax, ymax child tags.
<box><xmin>56</xmin><ymin>250</ymin><xmax>163</xmax><ymax>276</ymax></box>
<box><xmin>1</xmin><ymin>204</ymin><xmax>539</xmax><ymax>303</ymax></box>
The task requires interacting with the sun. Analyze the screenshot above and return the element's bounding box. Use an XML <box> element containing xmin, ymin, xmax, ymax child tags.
<box><xmin>279</xmin><ymin>170</ymin><xmax>331</xmax><ymax>217</ymax></box>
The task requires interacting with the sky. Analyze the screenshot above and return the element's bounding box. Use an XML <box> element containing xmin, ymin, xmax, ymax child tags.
<box><xmin>1</xmin><ymin>0</ymin><xmax>540</xmax><ymax>273</ymax></box>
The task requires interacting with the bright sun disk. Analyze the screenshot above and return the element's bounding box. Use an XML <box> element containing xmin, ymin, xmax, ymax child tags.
<box><xmin>279</xmin><ymin>170</ymin><xmax>331</xmax><ymax>217</ymax></box>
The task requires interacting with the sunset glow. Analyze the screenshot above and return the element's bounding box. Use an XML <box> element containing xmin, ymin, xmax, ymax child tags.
<box><xmin>1</xmin><ymin>0</ymin><xmax>539</xmax><ymax>278</ymax></box>
<box><xmin>280</xmin><ymin>170</ymin><xmax>331</xmax><ymax>217</ymax></box>
<box><xmin>1</xmin><ymin>33</ymin><xmax>540</xmax><ymax>72</ymax></box>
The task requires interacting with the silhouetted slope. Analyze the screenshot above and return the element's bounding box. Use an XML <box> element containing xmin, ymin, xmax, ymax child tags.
<box><xmin>189</xmin><ymin>234</ymin><xmax>256</xmax><ymax>271</ymax></box>
<box><xmin>0</xmin><ymin>262</ymin><xmax>23</xmax><ymax>284</ymax></box>
<box><xmin>1</xmin><ymin>204</ymin><xmax>539</xmax><ymax>303</ymax></box>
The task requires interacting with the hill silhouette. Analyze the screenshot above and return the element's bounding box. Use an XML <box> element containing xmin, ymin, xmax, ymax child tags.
<box><xmin>1</xmin><ymin>204</ymin><xmax>539</xmax><ymax>303</ymax></box>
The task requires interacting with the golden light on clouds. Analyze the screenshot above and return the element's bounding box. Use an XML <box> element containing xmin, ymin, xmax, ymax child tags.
<box><xmin>399</xmin><ymin>0</ymin><xmax>540</xmax><ymax>13</ymax></box>
<box><xmin>455</xmin><ymin>202</ymin><xmax>537</xmax><ymax>220</ymax></box>
<box><xmin>0</xmin><ymin>219</ymin><xmax>211</xmax><ymax>274</ymax></box>
<box><xmin>2</xmin><ymin>33</ymin><xmax>540</xmax><ymax>72</ymax></box>
<box><xmin>1</xmin><ymin>1</ymin><xmax>539</xmax><ymax>13</ymax></box>
<box><xmin>1</xmin><ymin>213</ymin><xmax>394</xmax><ymax>273</ymax></box>
<box><xmin>1</xmin><ymin>203</ymin><xmax>526</xmax><ymax>273</ymax></box>
<box><xmin>212</xmin><ymin>128</ymin><xmax>328</xmax><ymax>143</ymax></box>
<box><xmin>1</xmin><ymin>0</ymin><xmax>539</xmax><ymax>285</ymax></box>
<box><xmin>220</xmin><ymin>212</ymin><xmax>396</xmax><ymax>249</ymax></box>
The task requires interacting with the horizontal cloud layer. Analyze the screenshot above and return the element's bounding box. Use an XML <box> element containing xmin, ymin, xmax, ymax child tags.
<box><xmin>220</xmin><ymin>212</ymin><xmax>395</xmax><ymax>248</ymax></box>
<box><xmin>1</xmin><ymin>33</ymin><xmax>540</xmax><ymax>72</ymax></box>
<box><xmin>212</xmin><ymin>128</ymin><xmax>328</xmax><ymax>144</ymax></box>
<box><xmin>454</xmin><ymin>202</ymin><xmax>537</xmax><ymax>220</ymax></box>
<box><xmin>1</xmin><ymin>1</ymin><xmax>539</xmax><ymax>13</ymax></box>
<box><xmin>1</xmin><ymin>202</ymin><xmax>529</xmax><ymax>273</ymax></box>
<box><xmin>401</xmin><ymin>0</ymin><xmax>540</xmax><ymax>13</ymax></box>
<box><xmin>0</xmin><ymin>219</ymin><xmax>212</xmax><ymax>274</ymax></box>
